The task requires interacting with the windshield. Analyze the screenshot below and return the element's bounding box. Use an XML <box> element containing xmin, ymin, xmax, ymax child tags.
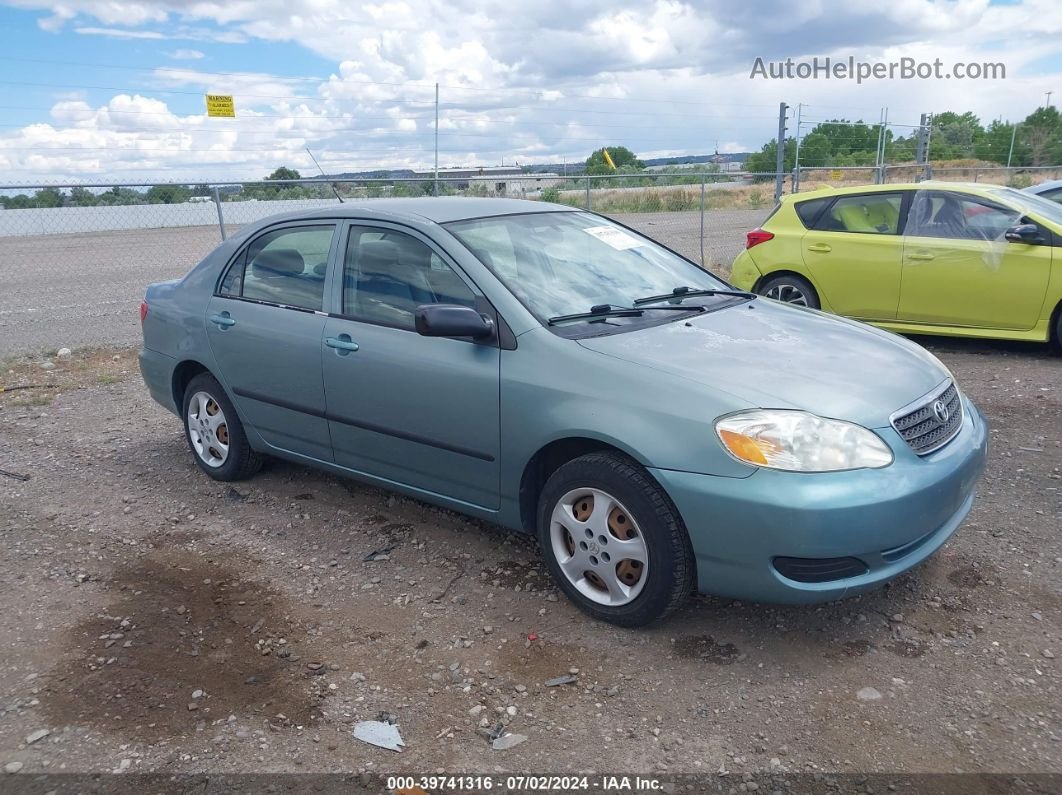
<box><xmin>444</xmin><ymin>211</ymin><xmax>731</xmax><ymax>323</ymax></box>
<box><xmin>988</xmin><ymin>186</ymin><xmax>1062</xmax><ymax>226</ymax></box>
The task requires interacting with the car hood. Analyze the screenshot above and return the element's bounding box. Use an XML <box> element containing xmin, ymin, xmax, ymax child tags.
<box><xmin>576</xmin><ymin>300</ymin><xmax>949</xmax><ymax>428</ymax></box>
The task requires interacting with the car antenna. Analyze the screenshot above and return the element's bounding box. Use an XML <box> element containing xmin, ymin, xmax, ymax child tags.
<box><xmin>305</xmin><ymin>147</ymin><xmax>344</xmax><ymax>203</ymax></box>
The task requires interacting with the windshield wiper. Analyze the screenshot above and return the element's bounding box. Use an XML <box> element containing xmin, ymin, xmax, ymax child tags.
<box><xmin>633</xmin><ymin>285</ymin><xmax>757</xmax><ymax>306</ymax></box>
<box><xmin>547</xmin><ymin>303</ymin><xmax>702</xmax><ymax>326</ymax></box>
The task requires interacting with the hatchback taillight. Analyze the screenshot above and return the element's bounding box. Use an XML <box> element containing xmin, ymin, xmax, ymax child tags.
<box><xmin>140</xmin><ymin>301</ymin><xmax>148</xmax><ymax>324</ymax></box>
<box><xmin>746</xmin><ymin>228</ymin><xmax>775</xmax><ymax>249</ymax></box>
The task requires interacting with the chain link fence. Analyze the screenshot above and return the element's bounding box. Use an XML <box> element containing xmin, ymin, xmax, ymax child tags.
<box><xmin>5</xmin><ymin>163</ymin><xmax>1058</xmax><ymax>355</ymax></box>
<box><xmin>0</xmin><ymin>174</ymin><xmax>771</xmax><ymax>355</ymax></box>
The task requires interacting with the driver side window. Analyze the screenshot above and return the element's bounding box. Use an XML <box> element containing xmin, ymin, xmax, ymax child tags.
<box><xmin>342</xmin><ymin>227</ymin><xmax>478</xmax><ymax>329</ymax></box>
<box><xmin>906</xmin><ymin>193</ymin><xmax>1022</xmax><ymax>241</ymax></box>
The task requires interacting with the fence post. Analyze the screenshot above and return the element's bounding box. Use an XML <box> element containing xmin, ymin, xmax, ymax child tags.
<box><xmin>213</xmin><ymin>187</ymin><xmax>227</xmax><ymax>241</ymax></box>
<box><xmin>585</xmin><ymin>176</ymin><xmax>591</xmax><ymax>210</ymax></box>
<box><xmin>774</xmin><ymin>101</ymin><xmax>788</xmax><ymax>203</ymax></box>
<box><xmin>699</xmin><ymin>174</ymin><xmax>706</xmax><ymax>268</ymax></box>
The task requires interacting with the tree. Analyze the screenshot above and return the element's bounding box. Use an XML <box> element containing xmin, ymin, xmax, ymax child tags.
<box><xmin>745</xmin><ymin>138</ymin><xmax>796</xmax><ymax>178</ymax></box>
<box><xmin>585</xmin><ymin>146</ymin><xmax>643</xmax><ymax>175</ymax></box>
<box><xmin>69</xmin><ymin>186</ymin><xmax>98</xmax><ymax>207</ymax></box>
<box><xmin>928</xmin><ymin>111</ymin><xmax>982</xmax><ymax>160</ymax></box>
<box><xmin>146</xmin><ymin>184</ymin><xmax>191</xmax><ymax>204</ymax></box>
<box><xmin>975</xmin><ymin>120</ymin><xmax>1027</xmax><ymax>165</ymax></box>
<box><xmin>1018</xmin><ymin>106</ymin><xmax>1062</xmax><ymax>166</ymax></box>
<box><xmin>266</xmin><ymin>167</ymin><xmax>301</xmax><ymax>181</ymax></box>
<box><xmin>34</xmin><ymin>188</ymin><xmax>65</xmax><ymax>208</ymax></box>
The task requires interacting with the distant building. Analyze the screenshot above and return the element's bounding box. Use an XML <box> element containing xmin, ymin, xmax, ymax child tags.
<box><xmin>412</xmin><ymin>166</ymin><xmax>563</xmax><ymax>196</ymax></box>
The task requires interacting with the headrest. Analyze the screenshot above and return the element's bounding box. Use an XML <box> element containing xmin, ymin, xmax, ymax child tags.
<box><xmin>358</xmin><ymin>240</ymin><xmax>399</xmax><ymax>275</ymax></box>
<box><xmin>251</xmin><ymin>247</ymin><xmax>304</xmax><ymax>277</ymax></box>
<box><xmin>393</xmin><ymin>236</ymin><xmax>432</xmax><ymax>269</ymax></box>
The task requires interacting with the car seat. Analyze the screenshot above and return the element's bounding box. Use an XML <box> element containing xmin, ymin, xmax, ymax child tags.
<box><xmin>246</xmin><ymin>248</ymin><xmax>323</xmax><ymax>310</ymax></box>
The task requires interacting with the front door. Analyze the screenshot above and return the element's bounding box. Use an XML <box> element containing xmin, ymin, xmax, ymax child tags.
<box><xmin>898</xmin><ymin>191</ymin><xmax>1052</xmax><ymax>330</ymax></box>
<box><xmin>321</xmin><ymin>223</ymin><xmax>501</xmax><ymax>509</ymax></box>
<box><xmin>205</xmin><ymin>222</ymin><xmax>337</xmax><ymax>461</ymax></box>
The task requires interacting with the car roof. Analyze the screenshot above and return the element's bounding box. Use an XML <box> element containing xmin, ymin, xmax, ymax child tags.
<box><xmin>241</xmin><ymin>197</ymin><xmax>578</xmax><ymax>226</ymax></box>
<box><xmin>786</xmin><ymin>181</ymin><xmax>1008</xmax><ymax>202</ymax></box>
<box><xmin>1024</xmin><ymin>179</ymin><xmax>1062</xmax><ymax>193</ymax></box>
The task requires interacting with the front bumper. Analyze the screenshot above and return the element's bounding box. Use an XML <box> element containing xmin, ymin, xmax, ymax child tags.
<box><xmin>650</xmin><ymin>397</ymin><xmax>988</xmax><ymax>604</ymax></box>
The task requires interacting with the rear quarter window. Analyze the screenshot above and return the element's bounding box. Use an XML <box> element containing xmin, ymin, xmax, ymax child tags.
<box><xmin>794</xmin><ymin>197</ymin><xmax>830</xmax><ymax>228</ymax></box>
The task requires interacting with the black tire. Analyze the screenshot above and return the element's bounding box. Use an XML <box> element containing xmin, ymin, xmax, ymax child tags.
<box><xmin>536</xmin><ymin>451</ymin><xmax>695</xmax><ymax>627</ymax></box>
<box><xmin>182</xmin><ymin>372</ymin><xmax>262</xmax><ymax>481</ymax></box>
<box><xmin>1054</xmin><ymin>308</ymin><xmax>1062</xmax><ymax>355</ymax></box>
<box><xmin>757</xmin><ymin>273</ymin><xmax>820</xmax><ymax>310</ymax></box>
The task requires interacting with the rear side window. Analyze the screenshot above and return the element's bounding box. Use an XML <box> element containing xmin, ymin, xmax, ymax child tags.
<box><xmin>219</xmin><ymin>225</ymin><xmax>335</xmax><ymax>311</ymax></box>
<box><xmin>814</xmin><ymin>193</ymin><xmax>903</xmax><ymax>235</ymax></box>
<box><xmin>794</xmin><ymin>197</ymin><xmax>830</xmax><ymax>228</ymax></box>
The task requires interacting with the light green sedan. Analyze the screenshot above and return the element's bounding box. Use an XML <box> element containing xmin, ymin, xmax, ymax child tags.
<box><xmin>731</xmin><ymin>182</ymin><xmax>1062</xmax><ymax>348</ymax></box>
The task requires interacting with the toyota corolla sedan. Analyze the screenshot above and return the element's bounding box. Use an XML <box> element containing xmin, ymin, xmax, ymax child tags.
<box><xmin>731</xmin><ymin>182</ymin><xmax>1062</xmax><ymax>348</ymax></box>
<box><xmin>140</xmin><ymin>198</ymin><xmax>987</xmax><ymax>626</ymax></box>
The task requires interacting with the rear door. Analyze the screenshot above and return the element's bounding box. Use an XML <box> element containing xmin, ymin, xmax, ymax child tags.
<box><xmin>205</xmin><ymin>222</ymin><xmax>338</xmax><ymax>462</ymax></box>
<box><xmin>899</xmin><ymin>190</ymin><xmax>1052</xmax><ymax>330</ymax></box>
<box><xmin>800</xmin><ymin>191</ymin><xmax>909</xmax><ymax>320</ymax></box>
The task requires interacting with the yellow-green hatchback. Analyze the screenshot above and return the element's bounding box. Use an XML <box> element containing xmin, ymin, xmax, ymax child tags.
<box><xmin>730</xmin><ymin>182</ymin><xmax>1062</xmax><ymax>347</ymax></box>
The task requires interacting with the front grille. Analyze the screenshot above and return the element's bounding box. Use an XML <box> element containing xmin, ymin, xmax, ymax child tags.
<box><xmin>891</xmin><ymin>381</ymin><xmax>963</xmax><ymax>455</ymax></box>
<box><xmin>773</xmin><ymin>556</ymin><xmax>869</xmax><ymax>583</ymax></box>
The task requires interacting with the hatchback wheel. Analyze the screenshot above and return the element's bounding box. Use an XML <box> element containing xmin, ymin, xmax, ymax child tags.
<box><xmin>758</xmin><ymin>274</ymin><xmax>820</xmax><ymax>309</ymax></box>
<box><xmin>537</xmin><ymin>452</ymin><xmax>695</xmax><ymax>627</ymax></box>
<box><xmin>182</xmin><ymin>373</ymin><xmax>262</xmax><ymax>481</ymax></box>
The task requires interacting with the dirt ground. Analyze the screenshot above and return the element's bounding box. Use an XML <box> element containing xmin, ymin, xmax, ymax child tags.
<box><xmin>0</xmin><ymin>337</ymin><xmax>1059</xmax><ymax>787</ymax></box>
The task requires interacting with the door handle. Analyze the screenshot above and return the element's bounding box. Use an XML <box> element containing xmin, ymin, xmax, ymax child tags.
<box><xmin>325</xmin><ymin>335</ymin><xmax>359</xmax><ymax>353</ymax></box>
<box><xmin>209</xmin><ymin>312</ymin><xmax>236</xmax><ymax>328</ymax></box>
<box><xmin>806</xmin><ymin>243</ymin><xmax>832</xmax><ymax>253</ymax></box>
<box><xmin>907</xmin><ymin>251</ymin><xmax>936</xmax><ymax>261</ymax></box>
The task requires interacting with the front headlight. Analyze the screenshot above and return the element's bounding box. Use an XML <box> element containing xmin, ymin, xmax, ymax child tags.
<box><xmin>716</xmin><ymin>410</ymin><xmax>893</xmax><ymax>472</ymax></box>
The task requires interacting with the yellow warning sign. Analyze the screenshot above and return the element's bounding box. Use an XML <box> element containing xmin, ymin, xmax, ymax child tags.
<box><xmin>830</xmin><ymin>169</ymin><xmax>843</xmax><ymax>180</ymax></box>
<box><xmin>205</xmin><ymin>94</ymin><xmax>235</xmax><ymax>118</ymax></box>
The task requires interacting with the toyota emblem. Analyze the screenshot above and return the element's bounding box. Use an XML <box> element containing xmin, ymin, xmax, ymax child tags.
<box><xmin>932</xmin><ymin>399</ymin><xmax>950</xmax><ymax>425</ymax></box>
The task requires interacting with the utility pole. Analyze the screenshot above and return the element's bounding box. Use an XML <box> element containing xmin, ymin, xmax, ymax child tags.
<box><xmin>877</xmin><ymin>106</ymin><xmax>889</xmax><ymax>184</ymax></box>
<box><xmin>923</xmin><ymin>113</ymin><xmax>934</xmax><ymax>181</ymax></box>
<box><xmin>434</xmin><ymin>82</ymin><xmax>440</xmax><ymax>197</ymax></box>
<box><xmin>1007</xmin><ymin>122</ymin><xmax>1018</xmax><ymax>168</ymax></box>
<box><xmin>1046</xmin><ymin>91</ymin><xmax>1054</xmax><ymax>108</ymax></box>
<box><xmin>792</xmin><ymin>103</ymin><xmax>803</xmax><ymax>193</ymax></box>
<box><xmin>914</xmin><ymin>112</ymin><xmax>929</xmax><ymax>174</ymax></box>
<box><xmin>774</xmin><ymin>101</ymin><xmax>788</xmax><ymax>203</ymax></box>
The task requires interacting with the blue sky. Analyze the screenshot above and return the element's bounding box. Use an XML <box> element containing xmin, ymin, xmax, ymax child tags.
<box><xmin>0</xmin><ymin>0</ymin><xmax>1059</xmax><ymax>182</ymax></box>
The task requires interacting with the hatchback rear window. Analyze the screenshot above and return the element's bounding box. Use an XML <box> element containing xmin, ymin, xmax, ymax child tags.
<box><xmin>794</xmin><ymin>197</ymin><xmax>830</xmax><ymax>228</ymax></box>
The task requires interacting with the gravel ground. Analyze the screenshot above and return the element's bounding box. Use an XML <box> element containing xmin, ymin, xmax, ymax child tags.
<box><xmin>0</xmin><ymin>337</ymin><xmax>1059</xmax><ymax>785</ymax></box>
<box><xmin>0</xmin><ymin>209</ymin><xmax>765</xmax><ymax>355</ymax></box>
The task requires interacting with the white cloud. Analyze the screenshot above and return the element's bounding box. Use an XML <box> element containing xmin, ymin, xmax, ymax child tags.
<box><xmin>0</xmin><ymin>0</ymin><xmax>1061</xmax><ymax>181</ymax></box>
<box><xmin>73</xmin><ymin>26</ymin><xmax>167</xmax><ymax>39</ymax></box>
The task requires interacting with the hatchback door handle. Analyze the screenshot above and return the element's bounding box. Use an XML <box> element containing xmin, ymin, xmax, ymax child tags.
<box><xmin>325</xmin><ymin>335</ymin><xmax>359</xmax><ymax>353</ymax></box>
<box><xmin>908</xmin><ymin>251</ymin><xmax>936</xmax><ymax>261</ymax></box>
<box><xmin>209</xmin><ymin>312</ymin><xmax>236</xmax><ymax>328</ymax></box>
<box><xmin>807</xmin><ymin>243</ymin><xmax>831</xmax><ymax>253</ymax></box>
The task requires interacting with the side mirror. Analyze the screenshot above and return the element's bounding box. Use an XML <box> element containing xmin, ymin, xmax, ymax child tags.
<box><xmin>1004</xmin><ymin>223</ymin><xmax>1045</xmax><ymax>244</ymax></box>
<box><xmin>415</xmin><ymin>304</ymin><xmax>494</xmax><ymax>339</ymax></box>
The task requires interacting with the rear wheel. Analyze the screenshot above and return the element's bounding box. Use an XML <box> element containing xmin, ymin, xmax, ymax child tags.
<box><xmin>536</xmin><ymin>452</ymin><xmax>695</xmax><ymax>627</ymax></box>
<box><xmin>758</xmin><ymin>273</ymin><xmax>820</xmax><ymax>309</ymax></box>
<box><xmin>182</xmin><ymin>373</ymin><xmax>262</xmax><ymax>481</ymax></box>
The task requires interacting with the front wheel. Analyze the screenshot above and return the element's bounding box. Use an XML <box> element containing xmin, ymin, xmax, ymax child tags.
<box><xmin>537</xmin><ymin>452</ymin><xmax>695</xmax><ymax>627</ymax></box>
<box><xmin>757</xmin><ymin>273</ymin><xmax>820</xmax><ymax>309</ymax></box>
<box><xmin>182</xmin><ymin>373</ymin><xmax>262</xmax><ymax>481</ymax></box>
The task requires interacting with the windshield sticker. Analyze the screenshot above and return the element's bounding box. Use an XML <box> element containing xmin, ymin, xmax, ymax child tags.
<box><xmin>582</xmin><ymin>225</ymin><xmax>644</xmax><ymax>250</ymax></box>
